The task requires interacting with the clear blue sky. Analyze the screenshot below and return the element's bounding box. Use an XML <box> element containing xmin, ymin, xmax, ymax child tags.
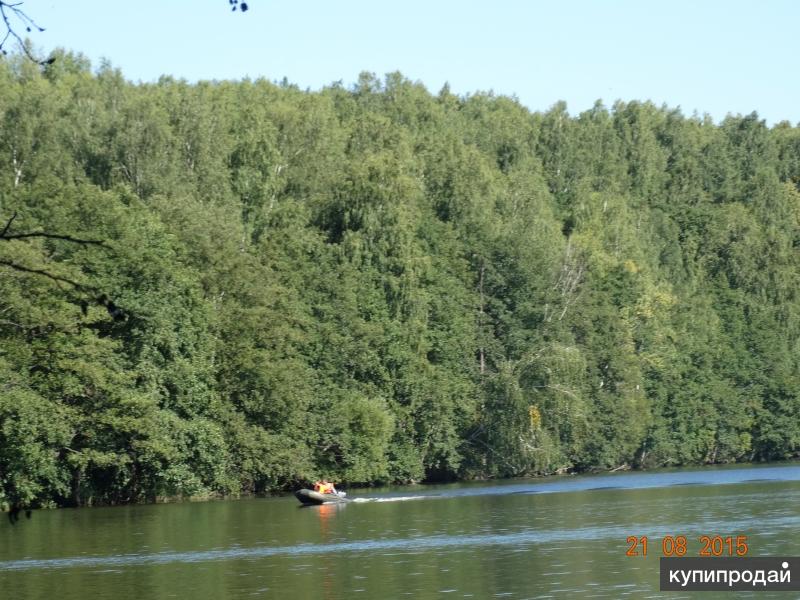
<box><xmin>27</xmin><ymin>0</ymin><xmax>800</xmax><ymax>124</ymax></box>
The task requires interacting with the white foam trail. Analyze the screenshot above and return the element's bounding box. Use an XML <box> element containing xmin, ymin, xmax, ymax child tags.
<box><xmin>352</xmin><ymin>495</ymin><xmax>429</xmax><ymax>503</ymax></box>
<box><xmin>370</xmin><ymin>496</ymin><xmax>430</xmax><ymax>503</ymax></box>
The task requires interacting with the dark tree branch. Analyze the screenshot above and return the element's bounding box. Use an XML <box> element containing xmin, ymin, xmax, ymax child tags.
<box><xmin>0</xmin><ymin>210</ymin><xmax>16</xmax><ymax>237</ymax></box>
<box><xmin>0</xmin><ymin>259</ymin><xmax>127</xmax><ymax>321</ymax></box>
<box><xmin>0</xmin><ymin>1</ymin><xmax>48</xmax><ymax>64</ymax></box>
<box><xmin>2</xmin><ymin>231</ymin><xmax>108</xmax><ymax>246</ymax></box>
<box><xmin>1</xmin><ymin>211</ymin><xmax>109</xmax><ymax>246</ymax></box>
<box><xmin>0</xmin><ymin>213</ymin><xmax>106</xmax><ymax>289</ymax></box>
<box><xmin>0</xmin><ymin>258</ymin><xmax>87</xmax><ymax>289</ymax></box>
<box><xmin>0</xmin><ymin>1</ymin><xmax>250</xmax><ymax>65</ymax></box>
<box><xmin>0</xmin><ymin>213</ymin><xmax>126</xmax><ymax>320</ymax></box>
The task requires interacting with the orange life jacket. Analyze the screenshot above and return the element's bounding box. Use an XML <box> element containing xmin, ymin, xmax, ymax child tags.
<box><xmin>314</xmin><ymin>481</ymin><xmax>334</xmax><ymax>494</ymax></box>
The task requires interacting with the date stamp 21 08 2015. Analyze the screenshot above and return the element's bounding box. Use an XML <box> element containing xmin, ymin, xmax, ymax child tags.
<box><xmin>626</xmin><ymin>534</ymin><xmax>749</xmax><ymax>557</ymax></box>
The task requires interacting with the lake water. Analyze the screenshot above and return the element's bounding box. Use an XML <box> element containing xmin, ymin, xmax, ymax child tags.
<box><xmin>1</xmin><ymin>463</ymin><xmax>799</xmax><ymax>599</ymax></box>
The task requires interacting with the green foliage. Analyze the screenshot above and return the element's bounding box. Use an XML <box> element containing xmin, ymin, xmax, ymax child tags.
<box><xmin>0</xmin><ymin>376</ymin><xmax>73</xmax><ymax>508</ymax></box>
<box><xmin>1</xmin><ymin>53</ymin><xmax>800</xmax><ymax>507</ymax></box>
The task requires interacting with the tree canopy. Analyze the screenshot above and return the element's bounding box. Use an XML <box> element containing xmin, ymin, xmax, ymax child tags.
<box><xmin>1</xmin><ymin>52</ymin><xmax>800</xmax><ymax>509</ymax></box>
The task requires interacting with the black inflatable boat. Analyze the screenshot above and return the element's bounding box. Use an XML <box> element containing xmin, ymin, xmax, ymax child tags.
<box><xmin>294</xmin><ymin>489</ymin><xmax>351</xmax><ymax>505</ymax></box>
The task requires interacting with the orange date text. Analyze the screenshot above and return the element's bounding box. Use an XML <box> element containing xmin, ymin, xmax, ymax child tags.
<box><xmin>625</xmin><ymin>535</ymin><xmax>748</xmax><ymax>557</ymax></box>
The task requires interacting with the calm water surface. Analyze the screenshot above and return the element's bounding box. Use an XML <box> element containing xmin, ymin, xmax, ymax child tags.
<box><xmin>1</xmin><ymin>463</ymin><xmax>799</xmax><ymax>599</ymax></box>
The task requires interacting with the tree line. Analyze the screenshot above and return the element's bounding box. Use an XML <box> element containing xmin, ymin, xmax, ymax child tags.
<box><xmin>1</xmin><ymin>51</ymin><xmax>799</xmax><ymax>508</ymax></box>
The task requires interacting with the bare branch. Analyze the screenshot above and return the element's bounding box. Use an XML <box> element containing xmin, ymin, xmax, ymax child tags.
<box><xmin>0</xmin><ymin>1</ymin><xmax>49</xmax><ymax>65</ymax></box>
<box><xmin>1</xmin><ymin>2</ymin><xmax>250</xmax><ymax>65</ymax></box>
<box><xmin>553</xmin><ymin>239</ymin><xmax>586</xmax><ymax>321</ymax></box>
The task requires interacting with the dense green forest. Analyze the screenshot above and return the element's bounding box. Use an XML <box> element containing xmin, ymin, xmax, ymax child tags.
<box><xmin>1</xmin><ymin>50</ymin><xmax>799</xmax><ymax>509</ymax></box>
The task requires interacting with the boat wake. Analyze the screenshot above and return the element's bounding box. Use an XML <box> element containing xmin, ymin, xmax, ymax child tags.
<box><xmin>340</xmin><ymin>464</ymin><xmax>800</xmax><ymax>506</ymax></box>
<box><xmin>352</xmin><ymin>495</ymin><xmax>430</xmax><ymax>503</ymax></box>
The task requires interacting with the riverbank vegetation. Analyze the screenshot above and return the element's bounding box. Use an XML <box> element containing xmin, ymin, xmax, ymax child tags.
<box><xmin>2</xmin><ymin>51</ymin><xmax>799</xmax><ymax>508</ymax></box>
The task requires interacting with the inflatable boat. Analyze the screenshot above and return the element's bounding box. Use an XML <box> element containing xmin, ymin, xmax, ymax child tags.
<box><xmin>294</xmin><ymin>489</ymin><xmax>351</xmax><ymax>505</ymax></box>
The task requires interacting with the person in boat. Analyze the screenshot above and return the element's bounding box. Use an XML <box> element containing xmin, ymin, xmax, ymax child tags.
<box><xmin>313</xmin><ymin>478</ymin><xmax>337</xmax><ymax>495</ymax></box>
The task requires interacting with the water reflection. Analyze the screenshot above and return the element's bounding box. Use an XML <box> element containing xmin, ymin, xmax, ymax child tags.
<box><xmin>312</xmin><ymin>502</ymin><xmax>346</xmax><ymax>541</ymax></box>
